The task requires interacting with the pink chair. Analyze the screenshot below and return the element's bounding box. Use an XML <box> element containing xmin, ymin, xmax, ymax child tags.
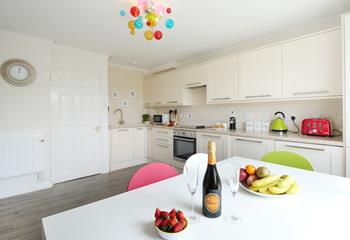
<box><xmin>127</xmin><ymin>163</ymin><xmax>178</xmax><ymax>191</ymax></box>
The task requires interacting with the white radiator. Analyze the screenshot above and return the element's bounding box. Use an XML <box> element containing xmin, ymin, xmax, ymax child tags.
<box><xmin>0</xmin><ymin>135</ymin><xmax>45</xmax><ymax>180</ymax></box>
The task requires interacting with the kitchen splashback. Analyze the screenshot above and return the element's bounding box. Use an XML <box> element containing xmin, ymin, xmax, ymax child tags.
<box><xmin>148</xmin><ymin>99</ymin><xmax>343</xmax><ymax>131</ymax></box>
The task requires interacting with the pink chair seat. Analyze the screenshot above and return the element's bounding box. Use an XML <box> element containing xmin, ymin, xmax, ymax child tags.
<box><xmin>127</xmin><ymin>163</ymin><xmax>178</xmax><ymax>191</ymax></box>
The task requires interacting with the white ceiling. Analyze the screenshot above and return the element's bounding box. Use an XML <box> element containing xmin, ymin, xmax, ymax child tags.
<box><xmin>0</xmin><ymin>0</ymin><xmax>349</xmax><ymax>70</ymax></box>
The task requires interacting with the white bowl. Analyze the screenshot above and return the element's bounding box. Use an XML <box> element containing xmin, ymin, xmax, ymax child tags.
<box><xmin>155</xmin><ymin>220</ymin><xmax>189</xmax><ymax>240</ymax></box>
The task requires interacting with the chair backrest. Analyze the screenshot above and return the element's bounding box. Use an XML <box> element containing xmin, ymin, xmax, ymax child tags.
<box><xmin>261</xmin><ymin>151</ymin><xmax>314</xmax><ymax>171</ymax></box>
<box><xmin>127</xmin><ymin>163</ymin><xmax>178</xmax><ymax>191</ymax></box>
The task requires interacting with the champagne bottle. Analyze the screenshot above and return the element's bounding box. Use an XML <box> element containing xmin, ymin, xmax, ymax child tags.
<box><xmin>202</xmin><ymin>141</ymin><xmax>222</xmax><ymax>218</ymax></box>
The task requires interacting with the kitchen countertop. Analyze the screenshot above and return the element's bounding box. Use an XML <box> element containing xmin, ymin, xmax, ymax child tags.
<box><xmin>109</xmin><ymin>123</ymin><xmax>149</xmax><ymax>129</ymax></box>
<box><xmin>148</xmin><ymin>124</ymin><xmax>343</xmax><ymax>147</ymax></box>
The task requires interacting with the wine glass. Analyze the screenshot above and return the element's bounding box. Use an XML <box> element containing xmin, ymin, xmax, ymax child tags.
<box><xmin>225</xmin><ymin>163</ymin><xmax>241</xmax><ymax>224</ymax></box>
<box><xmin>184</xmin><ymin>164</ymin><xmax>200</xmax><ymax>224</ymax></box>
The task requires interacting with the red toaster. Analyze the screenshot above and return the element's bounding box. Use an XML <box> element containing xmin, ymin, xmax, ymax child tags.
<box><xmin>301</xmin><ymin>118</ymin><xmax>332</xmax><ymax>137</ymax></box>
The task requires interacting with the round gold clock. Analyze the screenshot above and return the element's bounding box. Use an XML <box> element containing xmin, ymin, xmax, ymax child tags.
<box><xmin>0</xmin><ymin>59</ymin><xmax>37</xmax><ymax>87</ymax></box>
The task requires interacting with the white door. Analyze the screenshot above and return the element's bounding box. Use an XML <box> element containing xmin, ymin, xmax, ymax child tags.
<box><xmin>51</xmin><ymin>70</ymin><xmax>102</xmax><ymax>183</ymax></box>
<box><xmin>197</xmin><ymin>133</ymin><xmax>229</xmax><ymax>161</ymax></box>
<box><xmin>230</xmin><ymin>137</ymin><xmax>274</xmax><ymax>160</ymax></box>
<box><xmin>207</xmin><ymin>57</ymin><xmax>238</xmax><ymax>103</ymax></box>
<box><xmin>282</xmin><ymin>29</ymin><xmax>342</xmax><ymax>98</ymax></box>
<box><xmin>238</xmin><ymin>46</ymin><xmax>282</xmax><ymax>100</ymax></box>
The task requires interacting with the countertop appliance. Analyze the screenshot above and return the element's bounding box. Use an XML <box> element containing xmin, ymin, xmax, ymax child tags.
<box><xmin>301</xmin><ymin>118</ymin><xmax>332</xmax><ymax>137</ymax></box>
<box><xmin>271</xmin><ymin>111</ymin><xmax>288</xmax><ymax>133</ymax></box>
<box><xmin>173</xmin><ymin>129</ymin><xmax>196</xmax><ymax>163</ymax></box>
<box><xmin>153</xmin><ymin>114</ymin><xmax>169</xmax><ymax>125</ymax></box>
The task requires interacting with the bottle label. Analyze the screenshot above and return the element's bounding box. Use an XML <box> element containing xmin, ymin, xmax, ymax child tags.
<box><xmin>204</xmin><ymin>193</ymin><xmax>220</xmax><ymax>214</ymax></box>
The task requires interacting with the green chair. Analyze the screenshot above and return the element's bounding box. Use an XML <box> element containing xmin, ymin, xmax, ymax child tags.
<box><xmin>261</xmin><ymin>151</ymin><xmax>314</xmax><ymax>171</ymax></box>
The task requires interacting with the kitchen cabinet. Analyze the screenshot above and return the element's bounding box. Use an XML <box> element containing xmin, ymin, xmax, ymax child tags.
<box><xmin>152</xmin><ymin>74</ymin><xmax>166</xmax><ymax>105</ymax></box>
<box><xmin>230</xmin><ymin>136</ymin><xmax>274</xmax><ymax>160</ymax></box>
<box><xmin>143</xmin><ymin>77</ymin><xmax>153</xmax><ymax>107</ymax></box>
<box><xmin>110</xmin><ymin>127</ymin><xmax>147</xmax><ymax>171</ymax></box>
<box><xmin>164</xmin><ymin>70</ymin><xmax>186</xmax><ymax>105</ymax></box>
<box><xmin>148</xmin><ymin>128</ymin><xmax>174</xmax><ymax>163</ymax></box>
<box><xmin>207</xmin><ymin>57</ymin><xmax>238</xmax><ymax>103</ymax></box>
<box><xmin>282</xmin><ymin>29</ymin><xmax>342</xmax><ymax>98</ymax></box>
<box><xmin>185</xmin><ymin>64</ymin><xmax>208</xmax><ymax>88</ymax></box>
<box><xmin>197</xmin><ymin>132</ymin><xmax>229</xmax><ymax>161</ymax></box>
<box><xmin>238</xmin><ymin>46</ymin><xmax>282</xmax><ymax>100</ymax></box>
<box><xmin>275</xmin><ymin>141</ymin><xmax>344</xmax><ymax>176</ymax></box>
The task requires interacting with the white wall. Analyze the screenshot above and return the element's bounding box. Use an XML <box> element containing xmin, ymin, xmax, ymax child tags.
<box><xmin>108</xmin><ymin>65</ymin><xmax>146</xmax><ymax>127</ymax></box>
<box><xmin>51</xmin><ymin>44</ymin><xmax>110</xmax><ymax>173</ymax></box>
<box><xmin>149</xmin><ymin>98</ymin><xmax>343</xmax><ymax>131</ymax></box>
<box><xmin>0</xmin><ymin>29</ymin><xmax>52</xmax><ymax>198</ymax></box>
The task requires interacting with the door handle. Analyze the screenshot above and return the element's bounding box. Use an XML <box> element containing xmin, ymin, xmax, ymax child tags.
<box><xmin>285</xmin><ymin>145</ymin><xmax>325</xmax><ymax>151</ymax></box>
<box><xmin>212</xmin><ymin>97</ymin><xmax>231</xmax><ymax>101</ymax></box>
<box><xmin>292</xmin><ymin>90</ymin><xmax>329</xmax><ymax>96</ymax></box>
<box><xmin>236</xmin><ymin>138</ymin><xmax>263</xmax><ymax>144</ymax></box>
<box><xmin>245</xmin><ymin>94</ymin><xmax>272</xmax><ymax>99</ymax></box>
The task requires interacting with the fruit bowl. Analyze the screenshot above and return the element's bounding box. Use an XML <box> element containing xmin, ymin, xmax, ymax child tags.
<box><xmin>155</xmin><ymin>220</ymin><xmax>188</xmax><ymax>240</ymax></box>
<box><xmin>154</xmin><ymin>208</ymin><xmax>188</xmax><ymax>240</ymax></box>
<box><xmin>239</xmin><ymin>182</ymin><xmax>287</xmax><ymax>198</ymax></box>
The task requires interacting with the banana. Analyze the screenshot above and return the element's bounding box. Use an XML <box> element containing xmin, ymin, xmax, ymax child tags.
<box><xmin>251</xmin><ymin>175</ymin><xmax>282</xmax><ymax>188</ymax></box>
<box><xmin>258</xmin><ymin>188</ymin><xmax>274</xmax><ymax>195</ymax></box>
<box><xmin>277</xmin><ymin>175</ymin><xmax>295</xmax><ymax>189</ymax></box>
<box><xmin>268</xmin><ymin>183</ymin><xmax>291</xmax><ymax>195</ymax></box>
<box><xmin>287</xmin><ymin>182</ymin><xmax>299</xmax><ymax>194</ymax></box>
<box><xmin>257</xmin><ymin>179</ymin><xmax>280</xmax><ymax>193</ymax></box>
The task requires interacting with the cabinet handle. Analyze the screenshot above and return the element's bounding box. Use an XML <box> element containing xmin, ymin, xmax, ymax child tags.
<box><xmin>236</xmin><ymin>138</ymin><xmax>263</xmax><ymax>144</ymax></box>
<box><xmin>136</xmin><ymin>128</ymin><xmax>144</xmax><ymax>130</ymax></box>
<box><xmin>167</xmin><ymin>101</ymin><xmax>179</xmax><ymax>104</ymax></box>
<box><xmin>117</xmin><ymin>129</ymin><xmax>130</xmax><ymax>132</ymax></box>
<box><xmin>245</xmin><ymin>94</ymin><xmax>272</xmax><ymax>99</ymax></box>
<box><xmin>201</xmin><ymin>134</ymin><xmax>221</xmax><ymax>139</ymax></box>
<box><xmin>285</xmin><ymin>145</ymin><xmax>325</xmax><ymax>152</ymax></box>
<box><xmin>212</xmin><ymin>97</ymin><xmax>231</xmax><ymax>101</ymax></box>
<box><xmin>157</xmin><ymin>144</ymin><xmax>169</xmax><ymax>148</ymax></box>
<box><xmin>154</xmin><ymin>102</ymin><xmax>162</xmax><ymax>104</ymax></box>
<box><xmin>292</xmin><ymin>90</ymin><xmax>329</xmax><ymax>96</ymax></box>
<box><xmin>157</xmin><ymin>138</ymin><xmax>169</xmax><ymax>142</ymax></box>
<box><xmin>186</xmin><ymin>82</ymin><xmax>202</xmax><ymax>86</ymax></box>
<box><xmin>173</xmin><ymin>137</ymin><xmax>195</xmax><ymax>142</ymax></box>
<box><xmin>156</xmin><ymin>130</ymin><xmax>170</xmax><ymax>134</ymax></box>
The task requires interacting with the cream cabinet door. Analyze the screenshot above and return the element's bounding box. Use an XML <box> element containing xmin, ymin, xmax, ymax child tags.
<box><xmin>207</xmin><ymin>57</ymin><xmax>238</xmax><ymax>103</ymax></box>
<box><xmin>282</xmin><ymin>29</ymin><xmax>342</xmax><ymax>98</ymax></box>
<box><xmin>238</xmin><ymin>46</ymin><xmax>282</xmax><ymax>100</ymax></box>
<box><xmin>197</xmin><ymin>133</ymin><xmax>229</xmax><ymax>161</ymax></box>
<box><xmin>230</xmin><ymin>137</ymin><xmax>274</xmax><ymax>160</ymax></box>
<box><xmin>134</xmin><ymin>127</ymin><xmax>146</xmax><ymax>160</ymax></box>
<box><xmin>110</xmin><ymin>129</ymin><xmax>134</xmax><ymax>167</ymax></box>
<box><xmin>275</xmin><ymin>141</ymin><xmax>344</xmax><ymax>176</ymax></box>
<box><xmin>164</xmin><ymin>70</ymin><xmax>186</xmax><ymax>105</ymax></box>
<box><xmin>152</xmin><ymin>74</ymin><xmax>167</xmax><ymax>105</ymax></box>
<box><xmin>143</xmin><ymin>77</ymin><xmax>153</xmax><ymax>107</ymax></box>
<box><xmin>185</xmin><ymin>64</ymin><xmax>208</xmax><ymax>87</ymax></box>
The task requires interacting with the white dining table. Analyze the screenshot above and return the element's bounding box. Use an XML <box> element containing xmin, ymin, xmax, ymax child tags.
<box><xmin>42</xmin><ymin>157</ymin><xmax>350</xmax><ymax>240</ymax></box>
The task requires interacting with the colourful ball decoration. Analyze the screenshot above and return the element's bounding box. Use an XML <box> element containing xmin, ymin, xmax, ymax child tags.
<box><xmin>120</xmin><ymin>9</ymin><xmax>126</xmax><ymax>17</ymax></box>
<box><xmin>165</xmin><ymin>19</ymin><xmax>174</xmax><ymax>29</ymax></box>
<box><xmin>144</xmin><ymin>30</ymin><xmax>154</xmax><ymax>40</ymax></box>
<box><xmin>130</xmin><ymin>6</ymin><xmax>140</xmax><ymax>17</ymax></box>
<box><xmin>166</xmin><ymin>7</ymin><xmax>172</xmax><ymax>14</ymax></box>
<box><xmin>155</xmin><ymin>4</ymin><xmax>166</xmax><ymax>16</ymax></box>
<box><xmin>130</xmin><ymin>29</ymin><xmax>136</xmax><ymax>35</ymax></box>
<box><xmin>134</xmin><ymin>19</ymin><xmax>143</xmax><ymax>29</ymax></box>
<box><xmin>128</xmin><ymin>20</ymin><xmax>135</xmax><ymax>29</ymax></box>
<box><xmin>154</xmin><ymin>30</ymin><xmax>163</xmax><ymax>40</ymax></box>
<box><xmin>137</xmin><ymin>0</ymin><xmax>149</xmax><ymax>10</ymax></box>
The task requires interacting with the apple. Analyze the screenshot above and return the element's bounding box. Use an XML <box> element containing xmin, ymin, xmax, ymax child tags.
<box><xmin>240</xmin><ymin>168</ymin><xmax>248</xmax><ymax>182</ymax></box>
<box><xmin>246</xmin><ymin>175</ymin><xmax>258</xmax><ymax>187</ymax></box>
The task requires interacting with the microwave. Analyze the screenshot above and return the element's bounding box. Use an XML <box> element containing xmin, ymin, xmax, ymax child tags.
<box><xmin>153</xmin><ymin>114</ymin><xmax>169</xmax><ymax>124</ymax></box>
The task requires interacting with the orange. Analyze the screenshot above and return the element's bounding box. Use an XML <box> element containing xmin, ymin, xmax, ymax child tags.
<box><xmin>245</xmin><ymin>164</ymin><xmax>256</xmax><ymax>175</ymax></box>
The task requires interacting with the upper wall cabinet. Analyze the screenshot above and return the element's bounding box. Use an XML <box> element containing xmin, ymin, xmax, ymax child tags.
<box><xmin>282</xmin><ymin>29</ymin><xmax>342</xmax><ymax>98</ymax></box>
<box><xmin>207</xmin><ymin>56</ymin><xmax>238</xmax><ymax>104</ymax></box>
<box><xmin>185</xmin><ymin>64</ymin><xmax>208</xmax><ymax>88</ymax></box>
<box><xmin>238</xmin><ymin>45</ymin><xmax>282</xmax><ymax>101</ymax></box>
<box><xmin>164</xmin><ymin>70</ymin><xmax>186</xmax><ymax>105</ymax></box>
<box><xmin>143</xmin><ymin>77</ymin><xmax>153</xmax><ymax>107</ymax></box>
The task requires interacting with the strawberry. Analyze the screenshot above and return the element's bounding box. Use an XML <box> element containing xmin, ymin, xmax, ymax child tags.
<box><xmin>173</xmin><ymin>222</ymin><xmax>184</xmax><ymax>233</ymax></box>
<box><xmin>169</xmin><ymin>208</ymin><xmax>176</xmax><ymax>218</ymax></box>
<box><xmin>160</xmin><ymin>211</ymin><xmax>169</xmax><ymax>217</ymax></box>
<box><xmin>154</xmin><ymin>208</ymin><xmax>161</xmax><ymax>219</ymax></box>
<box><xmin>176</xmin><ymin>210</ymin><xmax>185</xmax><ymax>220</ymax></box>
<box><xmin>154</xmin><ymin>218</ymin><xmax>162</xmax><ymax>227</ymax></box>
<box><xmin>169</xmin><ymin>217</ymin><xmax>177</xmax><ymax>227</ymax></box>
<box><xmin>161</xmin><ymin>218</ymin><xmax>170</xmax><ymax>227</ymax></box>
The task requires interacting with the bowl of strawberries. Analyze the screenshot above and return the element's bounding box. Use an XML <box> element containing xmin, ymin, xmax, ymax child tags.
<box><xmin>154</xmin><ymin>208</ymin><xmax>188</xmax><ymax>240</ymax></box>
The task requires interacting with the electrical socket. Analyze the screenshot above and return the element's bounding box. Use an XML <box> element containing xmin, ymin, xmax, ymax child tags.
<box><xmin>188</xmin><ymin>113</ymin><xmax>192</xmax><ymax>118</ymax></box>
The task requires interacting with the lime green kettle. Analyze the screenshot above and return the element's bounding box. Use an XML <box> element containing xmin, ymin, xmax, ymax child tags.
<box><xmin>271</xmin><ymin>111</ymin><xmax>288</xmax><ymax>133</ymax></box>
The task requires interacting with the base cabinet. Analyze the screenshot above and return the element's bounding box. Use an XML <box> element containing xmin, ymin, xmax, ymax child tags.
<box><xmin>110</xmin><ymin>128</ymin><xmax>147</xmax><ymax>171</ymax></box>
<box><xmin>197</xmin><ymin>133</ymin><xmax>229</xmax><ymax>161</ymax></box>
<box><xmin>275</xmin><ymin>141</ymin><xmax>344</xmax><ymax>176</ymax></box>
<box><xmin>148</xmin><ymin>128</ymin><xmax>174</xmax><ymax>164</ymax></box>
<box><xmin>230</xmin><ymin>137</ymin><xmax>274</xmax><ymax>160</ymax></box>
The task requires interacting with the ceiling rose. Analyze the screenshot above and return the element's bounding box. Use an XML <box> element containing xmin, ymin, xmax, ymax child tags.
<box><xmin>120</xmin><ymin>0</ymin><xmax>174</xmax><ymax>41</ymax></box>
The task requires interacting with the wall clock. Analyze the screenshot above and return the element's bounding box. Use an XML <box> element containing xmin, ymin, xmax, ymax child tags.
<box><xmin>0</xmin><ymin>59</ymin><xmax>37</xmax><ymax>87</ymax></box>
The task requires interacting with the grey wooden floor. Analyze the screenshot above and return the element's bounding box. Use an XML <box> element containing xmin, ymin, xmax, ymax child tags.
<box><xmin>0</xmin><ymin>164</ymin><xmax>148</xmax><ymax>240</ymax></box>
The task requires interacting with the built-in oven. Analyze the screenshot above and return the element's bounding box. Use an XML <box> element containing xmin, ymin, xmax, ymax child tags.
<box><xmin>173</xmin><ymin>129</ymin><xmax>196</xmax><ymax>163</ymax></box>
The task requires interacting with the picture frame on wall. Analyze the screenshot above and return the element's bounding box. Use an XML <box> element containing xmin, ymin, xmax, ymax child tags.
<box><xmin>128</xmin><ymin>90</ymin><xmax>136</xmax><ymax>98</ymax></box>
<box><xmin>111</xmin><ymin>90</ymin><xmax>119</xmax><ymax>99</ymax></box>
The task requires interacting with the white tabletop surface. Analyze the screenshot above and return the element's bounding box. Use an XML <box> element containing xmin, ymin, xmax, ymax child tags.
<box><xmin>42</xmin><ymin>157</ymin><xmax>350</xmax><ymax>240</ymax></box>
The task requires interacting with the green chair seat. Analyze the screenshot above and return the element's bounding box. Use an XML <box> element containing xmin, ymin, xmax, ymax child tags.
<box><xmin>261</xmin><ymin>151</ymin><xmax>313</xmax><ymax>171</ymax></box>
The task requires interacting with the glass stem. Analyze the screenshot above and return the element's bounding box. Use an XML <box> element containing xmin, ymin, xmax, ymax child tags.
<box><xmin>191</xmin><ymin>193</ymin><xmax>194</xmax><ymax>216</ymax></box>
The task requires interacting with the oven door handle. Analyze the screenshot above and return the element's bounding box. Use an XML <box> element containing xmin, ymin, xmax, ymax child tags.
<box><xmin>173</xmin><ymin>137</ymin><xmax>196</xmax><ymax>142</ymax></box>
